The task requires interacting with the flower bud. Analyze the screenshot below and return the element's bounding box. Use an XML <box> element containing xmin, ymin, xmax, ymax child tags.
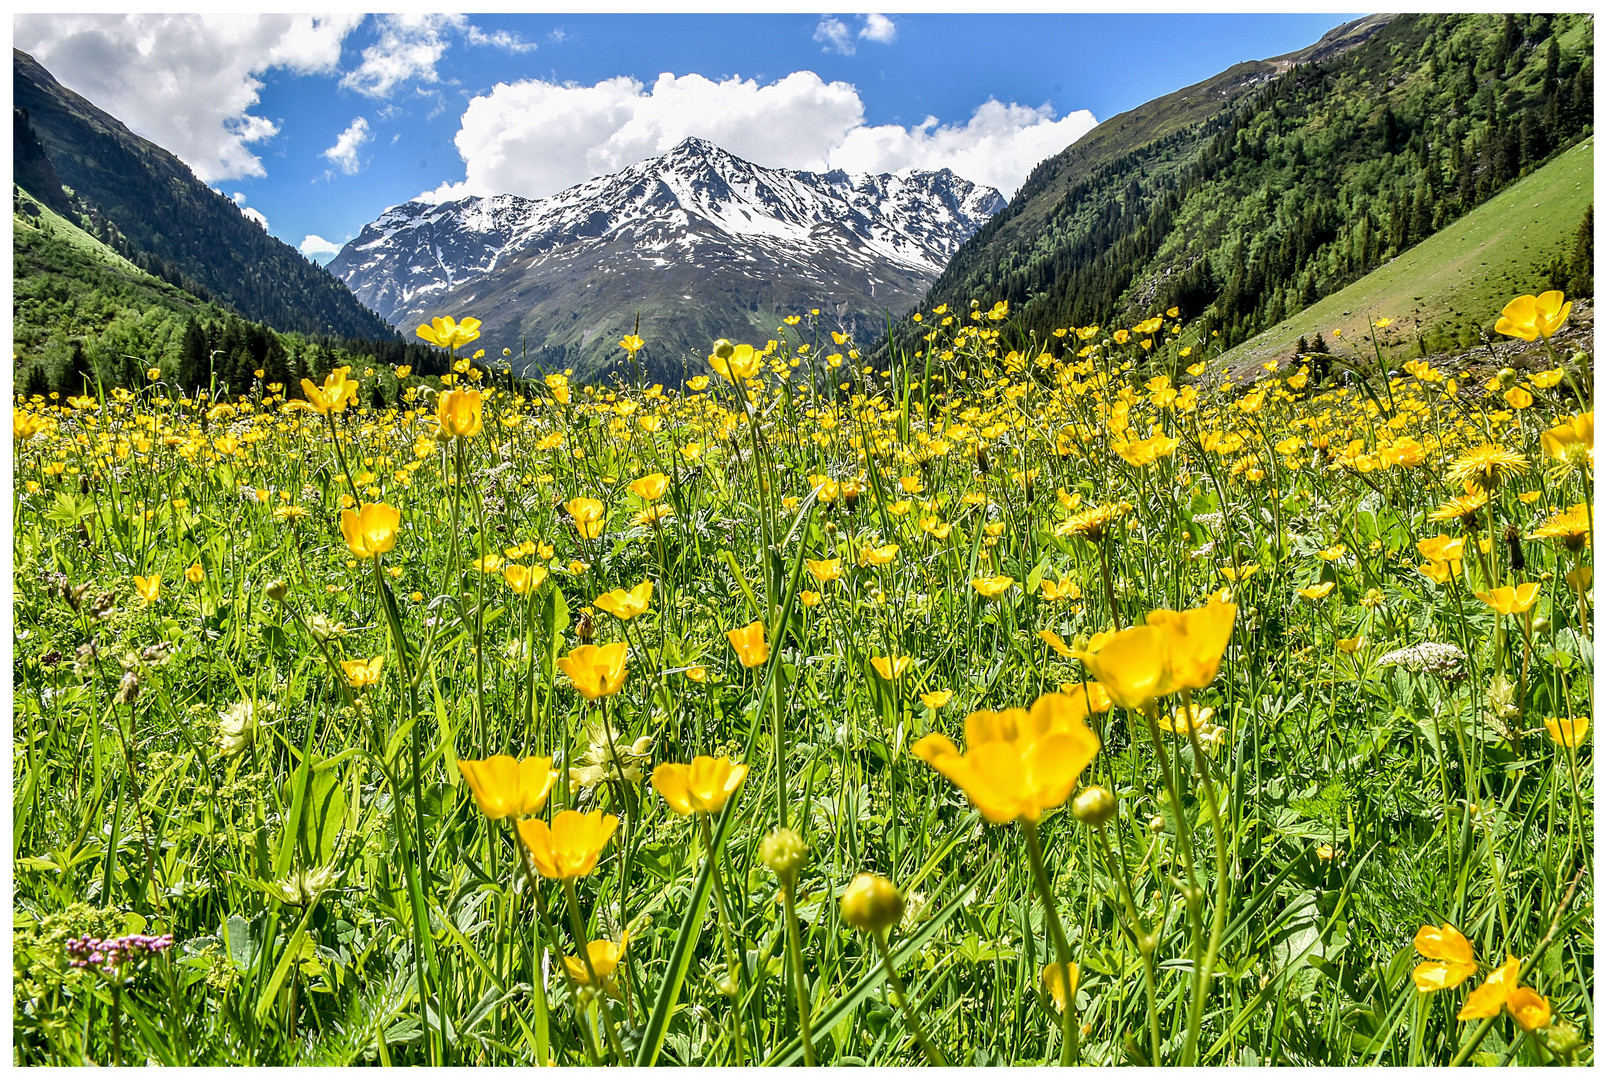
<box><xmin>711</xmin><ymin>339</ymin><xmax>735</xmax><ymax>361</ymax></box>
<box><xmin>1147</xmin><ymin>814</ymin><xmax>1166</xmax><ymax>834</ymax></box>
<box><xmin>265</xmin><ymin>580</ymin><xmax>289</xmax><ymax>603</ymax></box>
<box><xmin>761</xmin><ymin>828</ymin><xmax>808</xmax><ymax>887</ymax></box>
<box><xmin>1071</xmin><ymin>785</ymin><xmax>1117</xmax><ymax>827</ymax></box>
<box><xmin>840</xmin><ymin>873</ymin><xmax>903</xmax><ymax>933</ymax></box>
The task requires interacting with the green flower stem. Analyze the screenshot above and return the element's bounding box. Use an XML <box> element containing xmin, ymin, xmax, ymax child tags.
<box><xmin>560</xmin><ymin>877</ymin><xmax>627</xmax><ymax>1064</ymax></box>
<box><xmin>513</xmin><ymin>838</ymin><xmax>601</xmax><ymax>1066</ymax></box>
<box><xmin>870</xmin><ymin>927</ymin><xmax>948</xmax><ymax>1066</ymax></box>
<box><xmin>1180</xmin><ymin>690</ymin><xmax>1232</xmax><ymax>1067</ymax></box>
<box><xmin>779</xmin><ymin>877</ymin><xmax>817</xmax><ymax>1066</ymax></box>
<box><xmin>698</xmin><ymin>811</ymin><xmax>748</xmax><ymax>1065</ymax></box>
<box><xmin>1022</xmin><ymin>819</ymin><xmax>1079</xmax><ymax>1067</ymax></box>
<box><xmin>1094</xmin><ymin>823</ymin><xmax>1161</xmax><ymax>1065</ymax></box>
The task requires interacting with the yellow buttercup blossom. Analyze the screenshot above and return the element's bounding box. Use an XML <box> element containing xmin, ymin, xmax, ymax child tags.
<box><xmin>1411</xmin><ymin>923</ymin><xmax>1479</xmax><ymax>992</ymax></box>
<box><xmin>503</xmin><ymin>564</ymin><xmax>549</xmax><ymax>595</ymax></box>
<box><xmin>341</xmin><ymin>654</ymin><xmax>384</xmax><ymax>689</ymax></box>
<box><xmin>436</xmin><ymin>387</ymin><xmax>483</xmax><ymax>439</ymax></box>
<box><xmin>341</xmin><ymin>502</ymin><xmax>401</xmax><ymax>558</ymax></box>
<box><xmin>289</xmin><ymin>368</ymin><xmax>359</xmax><ymax>415</ymax></box>
<box><xmin>133</xmin><ymin>573</ymin><xmax>162</xmax><ymax>605</ymax></box>
<box><xmin>920</xmin><ymin>689</ymin><xmax>954</xmax><ymax>709</ymax></box>
<box><xmin>1474</xmin><ymin>582</ymin><xmax>1540</xmax><ymax>616</ymax></box>
<box><xmin>595</xmin><ymin>580</ymin><xmax>653</xmax><ymax>620</ymax></box>
<box><xmin>1074</xmin><ymin>594</ymin><xmax>1236</xmax><ymax>710</ymax></box>
<box><xmin>871</xmin><ymin>655</ymin><xmax>912</xmax><ymax>681</ymax></box>
<box><xmin>557</xmin><ymin>642</ymin><xmax>629</xmax><ymax>699</ymax></box>
<box><xmin>971</xmin><ymin>575</ymin><xmax>1015</xmax><ymax>598</ymax></box>
<box><xmin>629</xmin><ymin>472</ymin><xmax>670</xmax><ymax>500</ymax></box>
<box><xmin>727</xmin><ymin>620</ymin><xmax>769</xmax><ymax>668</ymax></box>
<box><xmin>565</xmin><ymin>935</ymin><xmax>629</xmax><ymax>989</ymax></box>
<box><xmin>517</xmin><ymin>809</ymin><xmax>618</xmax><ymax>879</ymax></box>
<box><xmin>416</xmin><ymin>315</ymin><xmax>482</xmax><ymax>350</ymax></box>
<box><xmin>651</xmin><ymin>756</ymin><xmax>748</xmax><ymax>815</ymax></box>
<box><xmin>911</xmin><ymin>692</ymin><xmax>1100</xmax><ymax>824</ymax></box>
<box><xmin>1494</xmin><ymin>291</ymin><xmax>1570</xmax><ymax>341</ymax></box>
<box><xmin>564</xmin><ymin>497</ymin><xmax>606</xmax><ymax>539</ymax></box>
<box><xmin>1543</xmin><ymin>714</ymin><xmax>1589</xmax><ymax>748</ymax></box>
<box><xmin>456</xmin><ymin>755</ymin><xmax>558</xmax><ymax>820</ymax></box>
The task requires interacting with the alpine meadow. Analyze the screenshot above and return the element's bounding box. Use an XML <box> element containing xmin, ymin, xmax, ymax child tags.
<box><xmin>10</xmin><ymin>11</ymin><xmax>1596</xmax><ymax>1068</ymax></box>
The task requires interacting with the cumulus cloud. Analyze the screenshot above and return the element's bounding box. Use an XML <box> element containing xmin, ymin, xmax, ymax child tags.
<box><xmin>14</xmin><ymin>13</ymin><xmax>362</xmax><ymax>183</ymax></box>
<box><xmin>814</xmin><ymin>17</ymin><xmax>856</xmax><ymax>56</ymax></box>
<box><xmin>299</xmin><ymin>235</ymin><xmax>343</xmax><ymax>260</ymax></box>
<box><xmin>860</xmin><ymin>14</ymin><xmax>897</xmax><ymax>44</ymax></box>
<box><xmin>322</xmin><ymin>117</ymin><xmax>373</xmax><ymax>176</ymax></box>
<box><xmin>423</xmin><ymin>70</ymin><xmax>1095</xmax><ymax>204</ymax></box>
<box><xmin>341</xmin><ymin>13</ymin><xmax>464</xmax><ymax>98</ymax></box>
<box><xmin>231</xmin><ymin>192</ymin><xmax>269</xmax><ymax>231</ymax></box>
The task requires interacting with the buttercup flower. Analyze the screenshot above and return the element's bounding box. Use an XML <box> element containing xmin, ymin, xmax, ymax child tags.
<box><xmin>557</xmin><ymin>642</ymin><xmax>629</xmax><ymax>699</ymax></box>
<box><xmin>457</xmin><ymin>755</ymin><xmax>558</xmax><ymax>820</ymax></box>
<box><xmin>871</xmin><ymin>655</ymin><xmax>912</xmax><ymax>681</ymax></box>
<box><xmin>911</xmin><ymin>692</ymin><xmax>1100</xmax><ymax>823</ymax></box>
<box><xmin>595</xmin><ymin>580</ymin><xmax>653</xmax><ymax>620</ymax></box>
<box><xmin>342</xmin><ymin>654</ymin><xmax>384</xmax><ymax>689</ymax></box>
<box><xmin>651</xmin><ymin>756</ymin><xmax>748</xmax><ymax>815</ymax></box>
<box><xmin>341</xmin><ymin>502</ymin><xmax>400</xmax><ymax>558</ymax></box>
<box><xmin>416</xmin><ymin>315</ymin><xmax>482</xmax><ymax>350</ymax></box>
<box><xmin>517</xmin><ymin>809</ymin><xmax>619</xmax><ymax>879</ymax></box>
<box><xmin>1411</xmin><ymin>923</ymin><xmax>1479</xmax><ymax>992</ymax></box>
<box><xmin>1494</xmin><ymin>291</ymin><xmax>1570</xmax><ymax>341</ymax></box>
<box><xmin>1474</xmin><ymin>582</ymin><xmax>1540</xmax><ymax>616</ymax></box>
<box><xmin>436</xmin><ymin>387</ymin><xmax>484</xmax><ymax>439</ymax></box>
<box><xmin>727</xmin><ymin>620</ymin><xmax>769</xmax><ymax>668</ymax></box>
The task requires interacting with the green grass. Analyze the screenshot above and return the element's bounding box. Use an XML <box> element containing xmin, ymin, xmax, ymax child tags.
<box><xmin>1220</xmin><ymin>138</ymin><xmax>1594</xmax><ymax>377</ymax></box>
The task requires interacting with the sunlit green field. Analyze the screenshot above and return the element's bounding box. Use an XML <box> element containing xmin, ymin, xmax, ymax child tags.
<box><xmin>11</xmin><ymin>294</ymin><xmax>1593</xmax><ymax>1066</ymax></box>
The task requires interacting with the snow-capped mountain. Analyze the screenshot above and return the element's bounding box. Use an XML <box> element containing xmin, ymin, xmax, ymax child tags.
<box><xmin>328</xmin><ymin>138</ymin><xmax>1003</xmax><ymax>380</ymax></box>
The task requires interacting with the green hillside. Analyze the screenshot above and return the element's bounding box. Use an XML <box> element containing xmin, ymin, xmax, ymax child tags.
<box><xmin>895</xmin><ymin>13</ymin><xmax>1593</xmax><ymax>364</ymax></box>
<box><xmin>1219</xmin><ymin>136</ymin><xmax>1594</xmax><ymax>375</ymax></box>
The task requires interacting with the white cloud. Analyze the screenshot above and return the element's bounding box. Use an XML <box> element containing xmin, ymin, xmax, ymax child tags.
<box><xmin>341</xmin><ymin>13</ymin><xmax>464</xmax><ymax>98</ymax></box>
<box><xmin>467</xmin><ymin>25</ymin><xmax>539</xmax><ymax>53</ymax></box>
<box><xmin>814</xmin><ymin>17</ymin><xmax>855</xmax><ymax>56</ymax></box>
<box><xmin>14</xmin><ymin>14</ymin><xmax>361</xmax><ymax>183</ymax></box>
<box><xmin>860</xmin><ymin>14</ymin><xmax>897</xmax><ymax>44</ymax></box>
<box><xmin>321</xmin><ymin>117</ymin><xmax>373</xmax><ymax>175</ymax></box>
<box><xmin>300</xmin><ymin>234</ymin><xmax>343</xmax><ymax>260</ymax></box>
<box><xmin>830</xmin><ymin>99</ymin><xmax>1097</xmax><ymax>197</ymax></box>
<box><xmin>231</xmin><ymin>192</ymin><xmax>269</xmax><ymax>231</ymax></box>
<box><xmin>423</xmin><ymin>70</ymin><xmax>1095</xmax><ymax>204</ymax></box>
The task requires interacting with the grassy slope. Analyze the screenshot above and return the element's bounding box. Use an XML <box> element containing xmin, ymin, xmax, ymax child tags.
<box><xmin>1218</xmin><ymin>136</ymin><xmax>1594</xmax><ymax>377</ymax></box>
<box><xmin>13</xmin><ymin>186</ymin><xmax>204</xmax><ymax>323</ymax></box>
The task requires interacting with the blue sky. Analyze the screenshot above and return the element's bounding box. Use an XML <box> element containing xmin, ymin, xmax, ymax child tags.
<box><xmin>15</xmin><ymin>13</ymin><xmax>1361</xmax><ymax>263</ymax></box>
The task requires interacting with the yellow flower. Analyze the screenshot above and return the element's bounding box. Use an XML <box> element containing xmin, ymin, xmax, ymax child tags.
<box><xmin>1158</xmin><ymin>703</ymin><xmax>1215</xmax><ymax>735</ymax></box>
<box><xmin>806</xmin><ymin>557</ymin><xmax>844</xmax><ymax>583</ymax></box>
<box><xmin>709</xmin><ymin>341</ymin><xmax>763</xmax><ymax>383</ymax></box>
<box><xmin>594</xmin><ymin>580</ymin><xmax>653</xmax><ymax>620</ymax></box>
<box><xmin>14</xmin><ymin>409</ymin><xmax>51</xmax><ymax>439</ymax></box>
<box><xmin>1475</xmin><ymin>582</ymin><xmax>1540</xmax><ymax>616</ymax></box>
<box><xmin>650</xmin><ymin>756</ymin><xmax>749</xmax><ymax>815</ymax></box>
<box><xmin>911</xmin><ymin>692</ymin><xmax>1101</xmax><ymax>823</ymax></box>
<box><xmin>416</xmin><ymin>315</ymin><xmax>482</xmax><ymax>350</ymax></box>
<box><xmin>1540</xmin><ymin>412</ymin><xmax>1593</xmax><ymax>471</ymax></box>
<box><xmin>503</xmin><ymin>564</ymin><xmax>549</xmax><ymax>595</ymax></box>
<box><xmin>1446</xmin><ymin>443</ymin><xmax>1528</xmax><ymax>491</ymax></box>
<box><xmin>619</xmin><ymin>333</ymin><xmax>645</xmax><ymax>359</ymax></box>
<box><xmin>557</xmin><ymin>642</ymin><xmax>629</xmax><ymax>699</ymax></box>
<box><xmin>1296</xmin><ymin>581</ymin><xmax>1335</xmax><ymax>601</ymax></box>
<box><xmin>1317</xmin><ymin>545</ymin><xmax>1348</xmax><ymax>561</ymax></box>
<box><xmin>1416</xmin><ymin>534</ymin><xmax>1466</xmax><ymax>572</ymax></box>
<box><xmin>871</xmin><ymin>655</ymin><xmax>912</xmax><ymax>681</ymax></box>
<box><xmin>185</xmin><ymin>563</ymin><xmax>205</xmax><ymax>584</ymax></box>
<box><xmin>1506</xmin><ymin>987</ymin><xmax>1551</xmax><ymax>1031</ymax></box>
<box><xmin>1494</xmin><ymin>291</ymin><xmax>1570</xmax><ymax>341</ymax></box>
<box><xmin>1337</xmin><ymin>636</ymin><xmax>1364</xmax><ymax>654</ymax></box>
<box><xmin>342</xmin><ymin>654</ymin><xmax>385</xmax><ymax>689</ymax></box>
<box><xmin>1543</xmin><ymin>714</ymin><xmax>1589</xmax><ymax>748</ymax></box>
<box><xmin>289</xmin><ymin>368</ymin><xmax>359</xmax><ymax>415</ymax></box>
<box><xmin>564</xmin><ymin>934</ymin><xmax>630</xmax><ymax>988</ymax></box>
<box><xmin>1411</xmin><ymin>923</ymin><xmax>1479</xmax><ymax>992</ymax></box>
<box><xmin>920</xmin><ymin>689</ymin><xmax>954</xmax><ymax>709</ymax></box>
<box><xmin>1218</xmin><ymin>563</ymin><xmax>1260</xmax><ymax>582</ymax></box>
<box><xmin>341</xmin><ymin>502</ymin><xmax>401</xmax><ymax>557</ymax></box>
<box><xmin>472</xmin><ymin>553</ymin><xmax>504</xmax><ymax>574</ymax></box>
<box><xmin>133</xmin><ymin>573</ymin><xmax>162</xmax><ymax>605</ymax></box>
<box><xmin>564</xmin><ymin>497</ymin><xmax>606</xmax><ymax>539</ymax></box>
<box><xmin>726</xmin><ymin>620</ymin><xmax>769</xmax><ymax>668</ymax></box>
<box><xmin>456</xmin><ymin>755</ymin><xmax>558</xmax><ymax>820</ymax></box>
<box><xmin>1526</xmin><ymin>503</ymin><xmax>1590</xmax><ymax>551</ymax></box>
<box><xmin>1040</xmin><ymin>577</ymin><xmax>1082</xmax><ymax>601</ymax></box>
<box><xmin>1458</xmin><ymin>956</ymin><xmax>1521</xmax><ymax>1021</ymax></box>
<box><xmin>629</xmin><ymin>472</ymin><xmax>670</xmax><ymax>500</ymax></box>
<box><xmin>517</xmin><ymin>809</ymin><xmax>619</xmax><ymax>879</ymax></box>
<box><xmin>1038</xmin><ymin>629</ymin><xmax>1075</xmax><ymax>658</ymax></box>
<box><xmin>1042</xmin><ymin>961</ymin><xmax>1080</xmax><ymax>1013</ymax></box>
<box><xmin>545</xmin><ymin>373</ymin><xmax>571</xmax><ymax>404</ymax></box>
<box><xmin>436</xmin><ymin>387</ymin><xmax>484</xmax><ymax>439</ymax></box>
<box><xmin>798</xmin><ymin>590</ymin><xmax>823</xmax><ymax>607</ymax></box>
<box><xmin>1075</xmin><ymin>594</ymin><xmax>1236</xmax><ymax>710</ymax></box>
<box><xmin>971</xmin><ymin>575</ymin><xmax>1015</xmax><ymax>598</ymax></box>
